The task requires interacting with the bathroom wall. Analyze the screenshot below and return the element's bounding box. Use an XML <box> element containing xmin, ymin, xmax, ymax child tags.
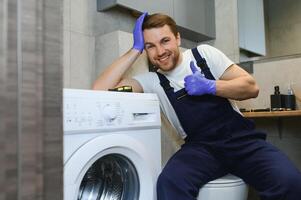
<box><xmin>95</xmin><ymin>31</ymin><xmax>149</xmax><ymax>80</ymax></box>
<box><xmin>237</xmin><ymin>57</ymin><xmax>301</xmax><ymax>110</ymax></box>
<box><xmin>63</xmin><ymin>0</ymin><xmax>96</xmax><ymax>89</ymax></box>
<box><xmin>63</xmin><ymin>0</ymin><xmax>140</xmax><ymax>89</ymax></box>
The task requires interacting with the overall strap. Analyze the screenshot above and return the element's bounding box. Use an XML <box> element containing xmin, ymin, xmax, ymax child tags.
<box><xmin>156</xmin><ymin>72</ymin><xmax>173</xmax><ymax>91</ymax></box>
<box><xmin>191</xmin><ymin>48</ymin><xmax>215</xmax><ymax>80</ymax></box>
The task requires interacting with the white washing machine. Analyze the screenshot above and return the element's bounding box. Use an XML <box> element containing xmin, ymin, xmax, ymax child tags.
<box><xmin>63</xmin><ymin>89</ymin><xmax>161</xmax><ymax>200</ymax></box>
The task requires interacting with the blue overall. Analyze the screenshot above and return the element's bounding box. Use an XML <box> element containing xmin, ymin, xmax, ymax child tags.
<box><xmin>156</xmin><ymin>48</ymin><xmax>301</xmax><ymax>200</ymax></box>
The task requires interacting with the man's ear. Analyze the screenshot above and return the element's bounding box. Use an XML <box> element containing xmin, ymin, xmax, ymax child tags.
<box><xmin>176</xmin><ymin>32</ymin><xmax>181</xmax><ymax>46</ymax></box>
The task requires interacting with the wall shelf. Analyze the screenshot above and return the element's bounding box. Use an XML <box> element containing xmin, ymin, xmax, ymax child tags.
<box><xmin>243</xmin><ymin>110</ymin><xmax>301</xmax><ymax>138</ymax></box>
<box><xmin>243</xmin><ymin>110</ymin><xmax>301</xmax><ymax>118</ymax></box>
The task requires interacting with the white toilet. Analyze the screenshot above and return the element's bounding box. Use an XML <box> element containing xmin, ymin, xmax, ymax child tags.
<box><xmin>197</xmin><ymin>174</ymin><xmax>248</xmax><ymax>200</ymax></box>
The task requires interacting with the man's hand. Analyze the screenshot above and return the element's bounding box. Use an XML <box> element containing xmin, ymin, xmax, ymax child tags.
<box><xmin>132</xmin><ymin>12</ymin><xmax>148</xmax><ymax>52</ymax></box>
<box><xmin>184</xmin><ymin>61</ymin><xmax>216</xmax><ymax>96</ymax></box>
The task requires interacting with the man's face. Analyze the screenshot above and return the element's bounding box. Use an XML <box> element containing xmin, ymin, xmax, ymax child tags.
<box><xmin>143</xmin><ymin>25</ymin><xmax>182</xmax><ymax>72</ymax></box>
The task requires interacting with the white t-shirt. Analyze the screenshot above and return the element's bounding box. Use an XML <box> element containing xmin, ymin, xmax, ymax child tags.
<box><xmin>133</xmin><ymin>44</ymin><xmax>241</xmax><ymax>138</ymax></box>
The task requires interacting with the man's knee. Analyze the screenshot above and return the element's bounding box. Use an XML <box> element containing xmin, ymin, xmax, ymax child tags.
<box><xmin>278</xmin><ymin>170</ymin><xmax>301</xmax><ymax>199</ymax></box>
<box><xmin>284</xmin><ymin>171</ymin><xmax>301</xmax><ymax>190</ymax></box>
<box><xmin>157</xmin><ymin>168</ymin><xmax>179</xmax><ymax>187</ymax></box>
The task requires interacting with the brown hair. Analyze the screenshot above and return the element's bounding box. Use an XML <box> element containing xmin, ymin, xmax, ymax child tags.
<box><xmin>142</xmin><ymin>13</ymin><xmax>178</xmax><ymax>37</ymax></box>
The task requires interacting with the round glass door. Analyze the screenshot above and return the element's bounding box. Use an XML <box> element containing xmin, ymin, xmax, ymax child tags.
<box><xmin>78</xmin><ymin>154</ymin><xmax>140</xmax><ymax>200</ymax></box>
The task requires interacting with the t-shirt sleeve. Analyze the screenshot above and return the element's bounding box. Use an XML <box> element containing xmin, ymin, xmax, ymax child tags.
<box><xmin>197</xmin><ymin>44</ymin><xmax>234</xmax><ymax>79</ymax></box>
<box><xmin>132</xmin><ymin>72</ymin><xmax>157</xmax><ymax>93</ymax></box>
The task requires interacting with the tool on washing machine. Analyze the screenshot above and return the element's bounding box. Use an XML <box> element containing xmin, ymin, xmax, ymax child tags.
<box><xmin>108</xmin><ymin>85</ymin><xmax>133</xmax><ymax>92</ymax></box>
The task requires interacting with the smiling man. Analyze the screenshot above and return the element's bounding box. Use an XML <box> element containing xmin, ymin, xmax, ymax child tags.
<box><xmin>93</xmin><ymin>12</ymin><xmax>301</xmax><ymax>200</ymax></box>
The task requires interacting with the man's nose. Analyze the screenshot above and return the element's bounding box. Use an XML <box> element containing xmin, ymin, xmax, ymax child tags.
<box><xmin>156</xmin><ymin>45</ymin><xmax>165</xmax><ymax>56</ymax></box>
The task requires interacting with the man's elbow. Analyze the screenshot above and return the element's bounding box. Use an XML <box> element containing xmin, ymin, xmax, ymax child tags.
<box><xmin>237</xmin><ymin>83</ymin><xmax>259</xmax><ymax>101</ymax></box>
<box><xmin>251</xmin><ymin>84</ymin><xmax>259</xmax><ymax>98</ymax></box>
<box><xmin>91</xmin><ymin>82</ymin><xmax>100</xmax><ymax>90</ymax></box>
<box><xmin>247</xmin><ymin>76</ymin><xmax>259</xmax><ymax>98</ymax></box>
<box><xmin>91</xmin><ymin>82</ymin><xmax>108</xmax><ymax>91</ymax></box>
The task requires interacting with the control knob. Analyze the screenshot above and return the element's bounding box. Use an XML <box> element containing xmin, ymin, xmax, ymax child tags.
<box><xmin>102</xmin><ymin>104</ymin><xmax>118</xmax><ymax>123</ymax></box>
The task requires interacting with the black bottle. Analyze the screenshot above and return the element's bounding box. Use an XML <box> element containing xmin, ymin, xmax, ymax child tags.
<box><xmin>270</xmin><ymin>86</ymin><xmax>283</xmax><ymax>111</ymax></box>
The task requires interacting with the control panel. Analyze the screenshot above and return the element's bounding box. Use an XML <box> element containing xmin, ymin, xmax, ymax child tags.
<box><xmin>63</xmin><ymin>90</ymin><xmax>160</xmax><ymax>132</ymax></box>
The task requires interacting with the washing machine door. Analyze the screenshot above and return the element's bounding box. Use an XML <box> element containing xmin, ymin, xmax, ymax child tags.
<box><xmin>64</xmin><ymin>134</ymin><xmax>158</xmax><ymax>200</ymax></box>
<box><xmin>78</xmin><ymin>153</ymin><xmax>140</xmax><ymax>200</ymax></box>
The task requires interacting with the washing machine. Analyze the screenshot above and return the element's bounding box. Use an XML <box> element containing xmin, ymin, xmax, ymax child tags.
<box><xmin>63</xmin><ymin>89</ymin><xmax>161</xmax><ymax>200</ymax></box>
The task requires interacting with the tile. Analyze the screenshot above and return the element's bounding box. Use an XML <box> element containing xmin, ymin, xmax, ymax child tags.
<box><xmin>95</xmin><ymin>31</ymin><xmax>120</xmax><ymax>78</ymax></box>
<box><xmin>267</xmin><ymin>0</ymin><xmax>301</xmax><ymax>28</ymax></box>
<box><xmin>95</xmin><ymin>30</ymin><xmax>149</xmax><ymax>82</ymax></box>
<box><xmin>213</xmin><ymin>0</ymin><xmax>239</xmax><ymax>60</ymax></box>
<box><xmin>70</xmin><ymin>32</ymin><xmax>95</xmax><ymax>89</ymax></box>
<box><xmin>94</xmin><ymin>7</ymin><xmax>134</xmax><ymax>37</ymax></box>
<box><xmin>241</xmin><ymin>57</ymin><xmax>301</xmax><ymax>109</ymax></box>
<box><xmin>266</xmin><ymin>0</ymin><xmax>301</xmax><ymax>57</ymax></box>
<box><xmin>70</xmin><ymin>0</ymin><xmax>95</xmax><ymax>35</ymax></box>
<box><xmin>63</xmin><ymin>0</ymin><xmax>70</xmax><ymax>30</ymax></box>
<box><xmin>117</xmin><ymin>30</ymin><xmax>133</xmax><ymax>55</ymax></box>
<box><xmin>63</xmin><ymin>30</ymin><xmax>71</xmax><ymax>88</ymax></box>
<box><xmin>269</xmin><ymin>22</ymin><xmax>301</xmax><ymax>57</ymax></box>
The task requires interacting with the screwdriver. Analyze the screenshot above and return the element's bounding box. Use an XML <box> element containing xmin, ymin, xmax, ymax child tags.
<box><xmin>108</xmin><ymin>86</ymin><xmax>133</xmax><ymax>92</ymax></box>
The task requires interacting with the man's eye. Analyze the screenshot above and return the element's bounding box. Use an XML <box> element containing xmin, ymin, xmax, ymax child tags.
<box><xmin>162</xmin><ymin>39</ymin><xmax>170</xmax><ymax>44</ymax></box>
<box><xmin>145</xmin><ymin>45</ymin><xmax>154</xmax><ymax>49</ymax></box>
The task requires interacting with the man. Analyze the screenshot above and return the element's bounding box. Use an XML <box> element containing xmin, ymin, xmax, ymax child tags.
<box><xmin>93</xmin><ymin>12</ymin><xmax>301</xmax><ymax>200</ymax></box>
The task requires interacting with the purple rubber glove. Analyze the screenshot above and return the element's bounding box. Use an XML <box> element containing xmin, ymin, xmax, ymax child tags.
<box><xmin>184</xmin><ymin>61</ymin><xmax>216</xmax><ymax>96</ymax></box>
<box><xmin>132</xmin><ymin>12</ymin><xmax>148</xmax><ymax>52</ymax></box>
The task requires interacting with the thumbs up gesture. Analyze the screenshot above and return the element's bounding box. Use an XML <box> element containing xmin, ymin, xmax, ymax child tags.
<box><xmin>184</xmin><ymin>61</ymin><xmax>216</xmax><ymax>96</ymax></box>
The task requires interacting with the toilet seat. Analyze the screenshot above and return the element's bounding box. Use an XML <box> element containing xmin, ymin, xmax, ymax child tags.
<box><xmin>203</xmin><ymin>174</ymin><xmax>245</xmax><ymax>188</ymax></box>
<box><xmin>198</xmin><ymin>174</ymin><xmax>248</xmax><ymax>200</ymax></box>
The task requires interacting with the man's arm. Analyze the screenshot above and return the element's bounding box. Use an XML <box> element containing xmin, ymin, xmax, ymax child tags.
<box><xmin>216</xmin><ymin>64</ymin><xmax>259</xmax><ymax>100</ymax></box>
<box><xmin>92</xmin><ymin>12</ymin><xmax>147</xmax><ymax>93</ymax></box>
<box><xmin>184</xmin><ymin>62</ymin><xmax>259</xmax><ymax>101</ymax></box>
<box><xmin>92</xmin><ymin>49</ymin><xmax>143</xmax><ymax>93</ymax></box>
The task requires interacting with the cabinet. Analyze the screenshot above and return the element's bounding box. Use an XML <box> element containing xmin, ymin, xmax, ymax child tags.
<box><xmin>174</xmin><ymin>0</ymin><xmax>215</xmax><ymax>42</ymax></box>
<box><xmin>97</xmin><ymin>0</ymin><xmax>216</xmax><ymax>42</ymax></box>
<box><xmin>238</xmin><ymin>0</ymin><xmax>266</xmax><ymax>56</ymax></box>
<box><xmin>97</xmin><ymin>0</ymin><xmax>173</xmax><ymax>17</ymax></box>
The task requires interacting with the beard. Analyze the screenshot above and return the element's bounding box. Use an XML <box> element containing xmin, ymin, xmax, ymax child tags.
<box><xmin>149</xmin><ymin>48</ymin><xmax>180</xmax><ymax>72</ymax></box>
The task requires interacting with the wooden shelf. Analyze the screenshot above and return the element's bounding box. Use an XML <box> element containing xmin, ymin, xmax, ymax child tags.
<box><xmin>243</xmin><ymin>110</ymin><xmax>301</xmax><ymax>118</ymax></box>
<box><xmin>242</xmin><ymin>110</ymin><xmax>301</xmax><ymax>138</ymax></box>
